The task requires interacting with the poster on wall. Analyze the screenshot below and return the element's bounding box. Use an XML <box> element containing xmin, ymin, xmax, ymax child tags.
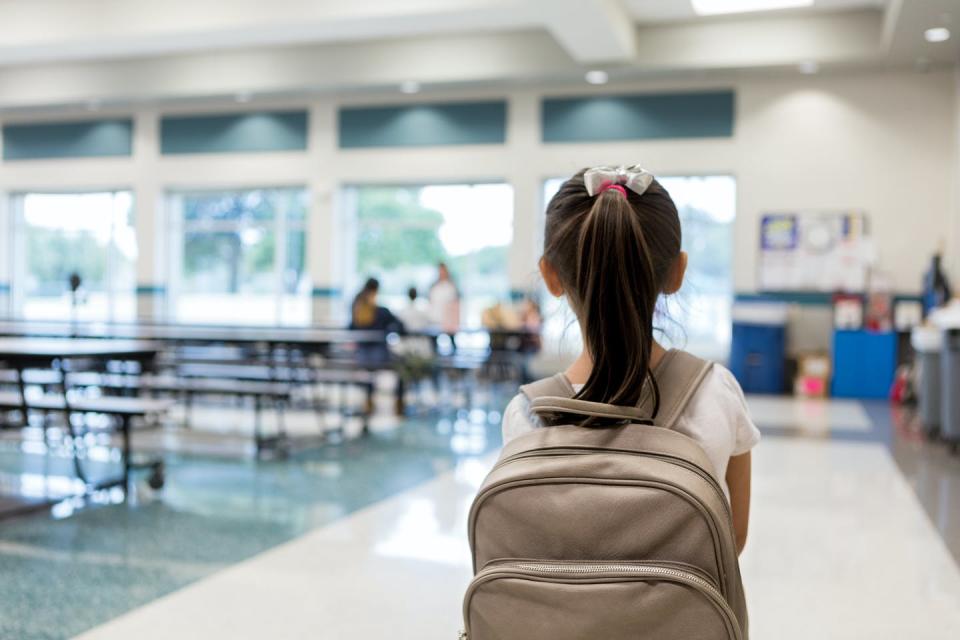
<box><xmin>758</xmin><ymin>211</ymin><xmax>872</xmax><ymax>292</ymax></box>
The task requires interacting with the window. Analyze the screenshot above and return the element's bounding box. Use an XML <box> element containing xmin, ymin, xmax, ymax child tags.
<box><xmin>541</xmin><ymin>175</ymin><xmax>736</xmax><ymax>361</ymax></box>
<box><xmin>342</xmin><ymin>183</ymin><xmax>513</xmax><ymax>328</ymax></box>
<box><xmin>167</xmin><ymin>187</ymin><xmax>309</xmax><ymax>325</ymax></box>
<box><xmin>10</xmin><ymin>191</ymin><xmax>136</xmax><ymax>322</ymax></box>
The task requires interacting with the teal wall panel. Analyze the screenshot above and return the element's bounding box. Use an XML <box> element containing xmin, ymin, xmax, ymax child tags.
<box><xmin>2</xmin><ymin>119</ymin><xmax>133</xmax><ymax>160</ymax></box>
<box><xmin>339</xmin><ymin>101</ymin><xmax>507</xmax><ymax>148</ymax></box>
<box><xmin>160</xmin><ymin>111</ymin><xmax>308</xmax><ymax>154</ymax></box>
<box><xmin>542</xmin><ymin>91</ymin><xmax>734</xmax><ymax>143</ymax></box>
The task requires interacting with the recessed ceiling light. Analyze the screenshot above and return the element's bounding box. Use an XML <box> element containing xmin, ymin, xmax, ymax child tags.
<box><xmin>924</xmin><ymin>27</ymin><xmax>951</xmax><ymax>43</ymax></box>
<box><xmin>235</xmin><ymin>92</ymin><xmax>252</xmax><ymax>103</ymax></box>
<box><xmin>798</xmin><ymin>60</ymin><xmax>819</xmax><ymax>74</ymax></box>
<box><xmin>400</xmin><ymin>81</ymin><xmax>421</xmax><ymax>94</ymax></box>
<box><xmin>692</xmin><ymin>0</ymin><xmax>813</xmax><ymax>16</ymax></box>
<box><xmin>585</xmin><ymin>70</ymin><xmax>609</xmax><ymax>85</ymax></box>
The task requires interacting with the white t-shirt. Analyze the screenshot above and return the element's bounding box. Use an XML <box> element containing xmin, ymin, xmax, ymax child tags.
<box><xmin>398</xmin><ymin>303</ymin><xmax>430</xmax><ymax>332</ymax></box>
<box><xmin>501</xmin><ymin>363</ymin><xmax>761</xmax><ymax>499</ymax></box>
<box><xmin>428</xmin><ymin>280</ymin><xmax>458</xmax><ymax>327</ymax></box>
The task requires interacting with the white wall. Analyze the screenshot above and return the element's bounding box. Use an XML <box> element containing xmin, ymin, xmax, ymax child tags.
<box><xmin>735</xmin><ymin>70</ymin><xmax>957</xmax><ymax>293</ymax></box>
<box><xmin>0</xmin><ymin>66</ymin><xmax>955</xmax><ymax>323</ymax></box>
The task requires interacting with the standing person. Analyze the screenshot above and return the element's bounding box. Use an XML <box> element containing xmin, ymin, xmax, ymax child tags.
<box><xmin>923</xmin><ymin>251</ymin><xmax>953</xmax><ymax>317</ymax></box>
<box><xmin>428</xmin><ymin>262</ymin><xmax>460</xmax><ymax>334</ymax></box>
<box><xmin>397</xmin><ymin>286</ymin><xmax>430</xmax><ymax>333</ymax></box>
<box><xmin>501</xmin><ymin>166</ymin><xmax>760</xmax><ymax>551</ymax></box>
<box><xmin>463</xmin><ymin>166</ymin><xmax>758</xmax><ymax>639</ymax></box>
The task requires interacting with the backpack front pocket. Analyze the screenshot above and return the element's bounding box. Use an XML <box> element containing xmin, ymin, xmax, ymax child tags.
<box><xmin>463</xmin><ymin>560</ymin><xmax>741</xmax><ymax>640</ymax></box>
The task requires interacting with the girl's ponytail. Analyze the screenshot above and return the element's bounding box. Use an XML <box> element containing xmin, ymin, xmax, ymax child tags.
<box><xmin>543</xmin><ymin>169</ymin><xmax>681</xmax><ymax>418</ymax></box>
<box><xmin>575</xmin><ymin>189</ymin><xmax>659</xmax><ymax>410</ymax></box>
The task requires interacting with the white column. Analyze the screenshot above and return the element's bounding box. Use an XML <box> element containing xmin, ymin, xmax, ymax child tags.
<box><xmin>133</xmin><ymin>110</ymin><xmax>164</xmax><ymax>320</ymax></box>
<box><xmin>307</xmin><ymin>99</ymin><xmax>341</xmax><ymax>325</ymax></box>
<box><xmin>506</xmin><ymin>91</ymin><xmax>543</xmax><ymax>302</ymax></box>
<box><xmin>0</xmin><ymin>118</ymin><xmax>9</xmax><ymax>315</ymax></box>
<box><xmin>0</xmin><ymin>198</ymin><xmax>9</xmax><ymax>316</ymax></box>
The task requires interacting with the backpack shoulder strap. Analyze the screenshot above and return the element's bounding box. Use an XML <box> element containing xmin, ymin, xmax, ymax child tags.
<box><xmin>519</xmin><ymin>372</ymin><xmax>575</xmax><ymax>402</ymax></box>
<box><xmin>651</xmin><ymin>350</ymin><xmax>714</xmax><ymax>429</ymax></box>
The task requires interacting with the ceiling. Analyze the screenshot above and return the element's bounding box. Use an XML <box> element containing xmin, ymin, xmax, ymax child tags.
<box><xmin>0</xmin><ymin>0</ymin><xmax>955</xmax><ymax>110</ymax></box>
<box><xmin>623</xmin><ymin>0</ymin><xmax>889</xmax><ymax>23</ymax></box>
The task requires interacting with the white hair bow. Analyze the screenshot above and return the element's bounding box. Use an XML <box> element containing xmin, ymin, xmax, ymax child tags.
<box><xmin>583</xmin><ymin>165</ymin><xmax>654</xmax><ymax>197</ymax></box>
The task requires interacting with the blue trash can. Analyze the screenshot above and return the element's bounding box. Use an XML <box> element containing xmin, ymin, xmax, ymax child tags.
<box><xmin>729</xmin><ymin>303</ymin><xmax>787</xmax><ymax>394</ymax></box>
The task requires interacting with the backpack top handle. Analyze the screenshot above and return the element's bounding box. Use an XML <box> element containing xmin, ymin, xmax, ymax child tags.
<box><xmin>529</xmin><ymin>396</ymin><xmax>655</xmax><ymax>426</ymax></box>
<box><xmin>520</xmin><ymin>350</ymin><xmax>714</xmax><ymax>430</ymax></box>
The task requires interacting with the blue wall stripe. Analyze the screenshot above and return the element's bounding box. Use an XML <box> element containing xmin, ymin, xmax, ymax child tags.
<box><xmin>2</xmin><ymin>119</ymin><xmax>133</xmax><ymax>160</ymax></box>
<box><xmin>160</xmin><ymin>111</ymin><xmax>308</xmax><ymax>155</ymax></box>
<box><xmin>312</xmin><ymin>287</ymin><xmax>342</xmax><ymax>298</ymax></box>
<box><xmin>542</xmin><ymin>90</ymin><xmax>734</xmax><ymax>143</ymax></box>
<box><xmin>736</xmin><ymin>292</ymin><xmax>923</xmax><ymax>306</ymax></box>
<box><xmin>0</xmin><ymin>283</ymin><xmax>10</xmax><ymax>293</ymax></box>
<box><xmin>735</xmin><ymin>292</ymin><xmax>832</xmax><ymax>305</ymax></box>
<box><xmin>136</xmin><ymin>285</ymin><xmax>167</xmax><ymax>295</ymax></box>
<box><xmin>339</xmin><ymin>101</ymin><xmax>507</xmax><ymax>148</ymax></box>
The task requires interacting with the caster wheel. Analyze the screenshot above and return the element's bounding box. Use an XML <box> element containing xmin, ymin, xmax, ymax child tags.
<box><xmin>148</xmin><ymin>463</ymin><xmax>165</xmax><ymax>490</ymax></box>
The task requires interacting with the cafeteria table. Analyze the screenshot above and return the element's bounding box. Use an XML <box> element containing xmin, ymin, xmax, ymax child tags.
<box><xmin>0</xmin><ymin>338</ymin><xmax>168</xmax><ymax>517</ymax></box>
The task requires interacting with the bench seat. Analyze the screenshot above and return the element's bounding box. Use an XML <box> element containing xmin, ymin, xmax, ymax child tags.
<box><xmin>0</xmin><ymin>391</ymin><xmax>172</xmax><ymax>416</ymax></box>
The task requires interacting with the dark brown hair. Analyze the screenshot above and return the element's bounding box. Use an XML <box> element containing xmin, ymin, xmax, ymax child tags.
<box><xmin>543</xmin><ymin>169</ymin><xmax>681</xmax><ymax>415</ymax></box>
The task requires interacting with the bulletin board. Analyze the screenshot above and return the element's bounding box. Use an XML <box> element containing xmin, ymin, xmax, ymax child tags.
<box><xmin>758</xmin><ymin>211</ymin><xmax>872</xmax><ymax>292</ymax></box>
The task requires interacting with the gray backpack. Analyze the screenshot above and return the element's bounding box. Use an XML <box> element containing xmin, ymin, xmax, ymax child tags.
<box><xmin>463</xmin><ymin>350</ymin><xmax>748</xmax><ymax>640</ymax></box>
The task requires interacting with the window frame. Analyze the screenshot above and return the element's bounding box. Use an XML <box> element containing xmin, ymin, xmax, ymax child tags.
<box><xmin>339</xmin><ymin>179</ymin><xmax>515</xmax><ymax>329</ymax></box>
<box><xmin>164</xmin><ymin>185</ymin><xmax>310</xmax><ymax>326</ymax></box>
<box><xmin>8</xmin><ymin>188</ymin><xmax>137</xmax><ymax>324</ymax></box>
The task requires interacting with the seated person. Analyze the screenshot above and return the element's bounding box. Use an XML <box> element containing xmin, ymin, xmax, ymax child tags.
<box><xmin>350</xmin><ymin>278</ymin><xmax>403</xmax><ymax>366</ymax></box>
<box><xmin>397</xmin><ymin>287</ymin><xmax>430</xmax><ymax>333</ymax></box>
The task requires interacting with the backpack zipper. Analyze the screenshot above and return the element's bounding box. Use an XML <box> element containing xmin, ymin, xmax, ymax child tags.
<box><xmin>496</xmin><ymin>446</ymin><xmax>730</xmax><ymax>522</ymax></box>
<box><xmin>479</xmin><ymin>558</ymin><xmax>719</xmax><ymax>590</ymax></box>
<box><xmin>511</xmin><ymin>561</ymin><xmax>719</xmax><ymax>590</ymax></box>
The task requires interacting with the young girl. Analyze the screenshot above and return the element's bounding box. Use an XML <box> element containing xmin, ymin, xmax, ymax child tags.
<box><xmin>501</xmin><ymin>165</ymin><xmax>760</xmax><ymax>554</ymax></box>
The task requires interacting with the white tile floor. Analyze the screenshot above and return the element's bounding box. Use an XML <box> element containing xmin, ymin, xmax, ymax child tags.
<box><xmin>75</xmin><ymin>398</ymin><xmax>960</xmax><ymax>640</ymax></box>
<box><xmin>746</xmin><ymin>395</ymin><xmax>873</xmax><ymax>432</ymax></box>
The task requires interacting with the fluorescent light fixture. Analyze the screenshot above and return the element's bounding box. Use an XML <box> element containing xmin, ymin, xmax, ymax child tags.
<box><xmin>798</xmin><ymin>60</ymin><xmax>819</xmax><ymax>74</ymax></box>
<box><xmin>400</xmin><ymin>80</ymin><xmax>421</xmax><ymax>94</ymax></box>
<box><xmin>692</xmin><ymin>0</ymin><xmax>814</xmax><ymax>16</ymax></box>
<box><xmin>585</xmin><ymin>70</ymin><xmax>609</xmax><ymax>85</ymax></box>
<box><xmin>924</xmin><ymin>27</ymin><xmax>951</xmax><ymax>43</ymax></box>
<box><xmin>235</xmin><ymin>92</ymin><xmax>252</xmax><ymax>103</ymax></box>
